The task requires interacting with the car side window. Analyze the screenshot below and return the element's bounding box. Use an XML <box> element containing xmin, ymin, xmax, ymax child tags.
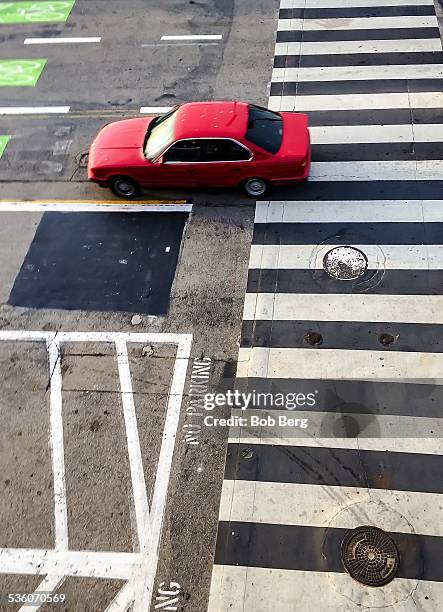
<box><xmin>201</xmin><ymin>139</ymin><xmax>251</xmax><ymax>162</ymax></box>
<box><xmin>164</xmin><ymin>139</ymin><xmax>202</xmax><ymax>162</ymax></box>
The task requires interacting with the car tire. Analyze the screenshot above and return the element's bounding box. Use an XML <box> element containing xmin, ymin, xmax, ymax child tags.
<box><xmin>242</xmin><ymin>177</ymin><xmax>270</xmax><ymax>198</ymax></box>
<box><xmin>110</xmin><ymin>176</ymin><xmax>140</xmax><ymax>199</ymax></box>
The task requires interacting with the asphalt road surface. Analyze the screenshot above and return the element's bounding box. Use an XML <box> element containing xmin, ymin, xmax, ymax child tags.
<box><xmin>0</xmin><ymin>1</ymin><xmax>443</xmax><ymax>612</ymax></box>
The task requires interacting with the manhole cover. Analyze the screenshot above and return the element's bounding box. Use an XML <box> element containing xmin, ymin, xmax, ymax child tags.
<box><xmin>323</xmin><ymin>246</ymin><xmax>368</xmax><ymax>280</ymax></box>
<box><xmin>341</xmin><ymin>526</ymin><xmax>400</xmax><ymax>587</ymax></box>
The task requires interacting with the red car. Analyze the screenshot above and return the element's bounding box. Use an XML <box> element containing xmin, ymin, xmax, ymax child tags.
<box><xmin>88</xmin><ymin>101</ymin><xmax>310</xmax><ymax>198</ymax></box>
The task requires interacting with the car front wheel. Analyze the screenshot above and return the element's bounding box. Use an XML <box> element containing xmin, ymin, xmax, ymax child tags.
<box><xmin>110</xmin><ymin>176</ymin><xmax>140</xmax><ymax>199</ymax></box>
<box><xmin>242</xmin><ymin>177</ymin><xmax>269</xmax><ymax>198</ymax></box>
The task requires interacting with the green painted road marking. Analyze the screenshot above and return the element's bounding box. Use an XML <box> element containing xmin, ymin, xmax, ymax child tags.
<box><xmin>0</xmin><ymin>135</ymin><xmax>10</xmax><ymax>158</ymax></box>
<box><xmin>0</xmin><ymin>1</ymin><xmax>75</xmax><ymax>24</ymax></box>
<box><xmin>0</xmin><ymin>59</ymin><xmax>47</xmax><ymax>86</ymax></box>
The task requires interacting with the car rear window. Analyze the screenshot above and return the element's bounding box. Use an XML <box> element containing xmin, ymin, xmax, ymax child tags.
<box><xmin>245</xmin><ymin>105</ymin><xmax>283</xmax><ymax>154</ymax></box>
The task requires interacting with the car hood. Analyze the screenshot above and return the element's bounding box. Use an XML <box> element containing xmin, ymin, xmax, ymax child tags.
<box><xmin>91</xmin><ymin>117</ymin><xmax>155</xmax><ymax>150</ymax></box>
<box><xmin>279</xmin><ymin>112</ymin><xmax>310</xmax><ymax>159</ymax></box>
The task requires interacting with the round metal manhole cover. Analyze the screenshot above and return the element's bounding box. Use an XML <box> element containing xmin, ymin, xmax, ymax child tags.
<box><xmin>341</xmin><ymin>526</ymin><xmax>400</xmax><ymax>587</ymax></box>
<box><xmin>323</xmin><ymin>246</ymin><xmax>368</xmax><ymax>280</ymax></box>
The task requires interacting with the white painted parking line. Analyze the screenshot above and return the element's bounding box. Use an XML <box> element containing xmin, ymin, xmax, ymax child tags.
<box><xmin>104</xmin><ymin>581</ymin><xmax>137</xmax><ymax>612</ymax></box>
<box><xmin>140</xmin><ymin>106</ymin><xmax>173</xmax><ymax>114</ymax></box>
<box><xmin>0</xmin><ymin>200</ymin><xmax>193</xmax><ymax>213</ymax></box>
<box><xmin>142</xmin><ymin>42</ymin><xmax>220</xmax><ymax>46</ymax></box>
<box><xmin>46</xmin><ymin>338</ymin><xmax>68</xmax><ymax>552</ymax></box>
<box><xmin>19</xmin><ymin>575</ymin><xmax>66</xmax><ymax>612</ymax></box>
<box><xmin>116</xmin><ymin>340</ymin><xmax>151</xmax><ymax>554</ymax></box>
<box><xmin>0</xmin><ymin>107</ymin><xmax>70</xmax><ymax>115</ymax></box>
<box><xmin>0</xmin><ymin>549</ymin><xmax>141</xmax><ymax>580</ymax></box>
<box><xmin>24</xmin><ymin>37</ymin><xmax>101</xmax><ymax>44</ymax></box>
<box><xmin>0</xmin><ymin>331</ymin><xmax>192</xmax><ymax>612</ymax></box>
<box><xmin>160</xmin><ymin>34</ymin><xmax>222</xmax><ymax>40</ymax></box>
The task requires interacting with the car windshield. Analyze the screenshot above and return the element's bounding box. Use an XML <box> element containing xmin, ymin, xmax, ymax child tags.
<box><xmin>144</xmin><ymin>107</ymin><xmax>178</xmax><ymax>160</ymax></box>
<box><xmin>245</xmin><ymin>104</ymin><xmax>283</xmax><ymax>154</ymax></box>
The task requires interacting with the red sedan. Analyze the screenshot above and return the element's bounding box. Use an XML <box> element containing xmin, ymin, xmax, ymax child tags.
<box><xmin>88</xmin><ymin>101</ymin><xmax>310</xmax><ymax>198</ymax></box>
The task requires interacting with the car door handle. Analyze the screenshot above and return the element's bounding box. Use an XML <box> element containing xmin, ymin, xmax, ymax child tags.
<box><xmin>230</xmin><ymin>168</ymin><xmax>241</xmax><ymax>172</ymax></box>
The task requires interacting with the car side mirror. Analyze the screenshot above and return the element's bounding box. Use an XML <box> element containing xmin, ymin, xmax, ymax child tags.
<box><xmin>155</xmin><ymin>155</ymin><xmax>164</xmax><ymax>164</ymax></box>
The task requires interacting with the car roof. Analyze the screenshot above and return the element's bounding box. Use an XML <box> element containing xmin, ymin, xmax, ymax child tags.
<box><xmin>174</xmin><ymin>101</ymin><xmax>249</xmax><ymax>140</ymax></box>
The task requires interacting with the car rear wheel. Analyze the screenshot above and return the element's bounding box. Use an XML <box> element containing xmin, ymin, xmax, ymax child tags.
<box><xmin>242</xmin><ymin>177</ymin><xmax>269</xmax><ymax>198</ymax></box>
<box><xmin>110</xmin><ymin>176</ymin><xmax>140</xmax><ymax>199</ymax></box>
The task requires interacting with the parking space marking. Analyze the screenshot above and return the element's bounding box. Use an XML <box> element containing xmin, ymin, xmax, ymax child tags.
<box><xmin>47</xmin><ymin>338</ymin><xmax>68</xmax><ymax>551</ymax></box>
<box><xmin>140</xmin><ymin>106</ymin><xmax>173</xmax><ymax>114</ymax></box>
<box><xmin>19</xmin><ymin>575</ymin><xmax>66</xmax><ymax>612</ymax></box>
<box><xmin>0</xmin><ymin>330</ymin><xmax>193</xmax><ymax>610</ymax></box>
<box><xmin>115</xmin><ymin>339</ymin><xmax>151</xmax><ymax>554</ymax></box>
<box><xmin>0</xmin><ymin>134</ymin><xmax>10</xmax><ymax>158</ymax></box>
<box><xmin>160</xmin><ymin>34</ymin><xmax>222</xmax><ymax>41</ymax></box>
<box><xmin>0</xmin><ymin>1</ymin><xmax>75</xmax><ymax>24</ymax></box>
<box><xmin>0</xmin><ymin>200</ymin><xmax>192</xmax><ymax>212</ymax></box>
<box><xmin>0</xmin><ymin>106</ymin><xmax>70</xmax><ymax>114</ymax></box>
<box><xmin>24</xmin><ymin>37</ymin><xmax>101</xmax><ymax>44</ymax></box>
<box><xmin>0</xmin><ymin>59</ymin><xmax>47</xmax><ymax>87</ymax></box>
<box><xmin>0</xmin><ymin>549</ymin><xmax>142</xmax><ymax>579</ymax></box>
<box><xmin>142</xmin><ymin>42</ymin><xmax>220</xmax><ymax>47</ymax></box>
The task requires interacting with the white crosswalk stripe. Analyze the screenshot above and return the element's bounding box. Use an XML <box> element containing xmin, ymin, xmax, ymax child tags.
<box><xmin>269</xmin><ymin>91</ymin><xmax>443</xmax><ymax>111</ymax></box>
<box><xmin>253</xmin><ymin>199</ymin><xmax>443</xmax><ymax>222</ymax></box>
<box><xmin>243</xmin><ymin>293</ymin><xmax>443</xmax><ymax>323</ymax></box>
<box><xmin>219</xmin><ymin>480</ymin><xmax>443</xmax><ymax>534</ymax></box>
<box><xmin>272</xmin><ymin>64</ymin><xmax>443</xmax><ymax>81</ymax></box>
<box><xmin>281</xmin><ymin>0</ymin><xmax>435</xmax><ymax>7</ymax></box>
<box><xmin>310</xmin><ymin>124</ymin><xmax>443</xmax><ymax>143</ymax></box>
<box><xmin>275</xmin><ymin>39</ymin><xmax>443</xmax><ymax>55</ymax></box>
<box><xmin>277</xmin><ymin>16</ymin><xmax>439</xmax><ymax>31</ymax></box>
<box><xmin>209</xmin><ymin>0</ymin><xmax>443</xmax><ymax>609</ymax></box>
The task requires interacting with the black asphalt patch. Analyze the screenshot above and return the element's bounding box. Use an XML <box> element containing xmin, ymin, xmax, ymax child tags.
<box><xmin>8</xmin><ymin>212</ymin><xmax>187</xmax><ymax>315</ymax></box>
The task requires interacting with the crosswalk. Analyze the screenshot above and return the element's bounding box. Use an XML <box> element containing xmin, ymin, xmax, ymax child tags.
<box><xmin>208</xmin><ymin>0</ymin><xmax>443</xmax><ymax>610</ymax></box>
